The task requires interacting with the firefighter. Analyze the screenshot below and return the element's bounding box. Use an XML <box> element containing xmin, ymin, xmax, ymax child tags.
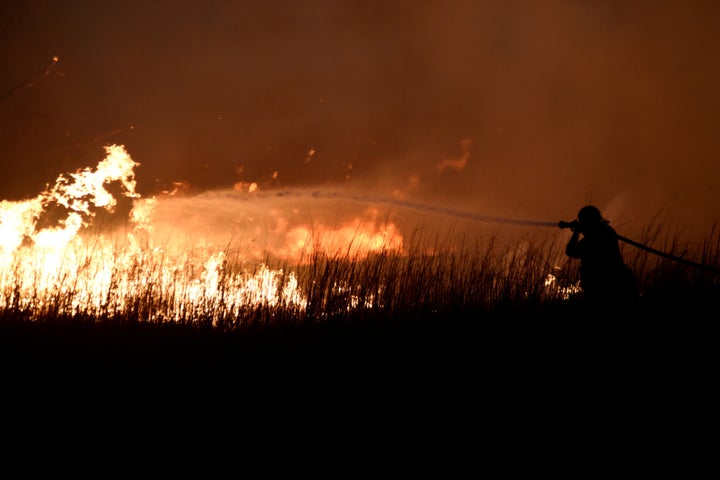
<box><xmin>560</xmin><ymin>205</ymin><xmax>638</xmax><ymax>310</ymax></box>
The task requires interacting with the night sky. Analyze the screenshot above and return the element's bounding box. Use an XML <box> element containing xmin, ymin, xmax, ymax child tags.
<box><xmin>2</xmin><ymin>0</ymin><xmax>719</xmax><ymax>243</ymax></box>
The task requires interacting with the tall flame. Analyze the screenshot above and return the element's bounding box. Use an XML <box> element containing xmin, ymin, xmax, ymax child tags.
<box><xmin>0</xmin><ymin>145</ymin><xmax>309</xmax><ymax>322</ymax></box>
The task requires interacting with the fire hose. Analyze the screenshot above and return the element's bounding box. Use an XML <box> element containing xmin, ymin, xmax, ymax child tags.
<box><xmin>370</xmin><ymin>195</ymin><xmax>718</xmax><ymax>273</ymax></box>
<box><xmin>558</xmin><ymin>220</ymin><xmax>720</xmax><ymax>274</ymax></box>
<box><xmin>270</xmin><ymin>189</ymin><xmax>720</xmax><ymax>274</ymax></box>
<box><xmin>348</xmin><ymin>192</ymin><xmax>720</xmax><ymax>274</ymax></box>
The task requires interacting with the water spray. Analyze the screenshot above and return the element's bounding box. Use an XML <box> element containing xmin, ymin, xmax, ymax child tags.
<box><xmin>269</xmin><ymin>188</ymin><xmax>719</xmax><ymax>274</ymax></box>
<box><xmin>272</xmin><ymin>189</ymin><xmax>559</xmax><ymax>228</ymax></box>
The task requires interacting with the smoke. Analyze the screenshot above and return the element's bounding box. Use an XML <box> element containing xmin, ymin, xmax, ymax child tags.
<box><xmin>1</xmin><ymin>0</ymin><xmax>719</xmax><ymax>243</ymax></box>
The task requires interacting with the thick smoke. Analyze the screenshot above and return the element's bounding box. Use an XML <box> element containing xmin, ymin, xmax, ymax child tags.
<box><xmin>1</xmin><ymin>0</ymin><xmax>719</xmax><ymax>244</ymax></box>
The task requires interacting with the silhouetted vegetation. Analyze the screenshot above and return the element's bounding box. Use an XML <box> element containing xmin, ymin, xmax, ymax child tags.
<box><xmin>2</xmin><ymin>216</ymin><xmax>718</xmax><ymax>372</ymax></box>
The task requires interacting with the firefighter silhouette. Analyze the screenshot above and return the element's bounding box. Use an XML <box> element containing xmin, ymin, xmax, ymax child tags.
<box><xmin>560</xmin><ymin>205</ymin><xmax>638</xmax><ymax>309</ymax></box>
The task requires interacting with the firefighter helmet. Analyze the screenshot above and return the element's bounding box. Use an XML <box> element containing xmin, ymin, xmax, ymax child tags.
<box><xmin>577</xmin><ymin>205</ymin><xmax>607</xmax><ymax>223</ymax></box>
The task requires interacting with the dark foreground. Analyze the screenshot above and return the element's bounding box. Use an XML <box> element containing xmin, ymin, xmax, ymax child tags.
<box><xmin>1</xmin><ymin>304</ymin><xmax>712</xmax><ymax>480</ymax></box>
<box><xmin>2</xmin><ymin>299</ymin><xmax>716</xmax><ymax>456</ymax></box>
<box><xmin>1</xmin><ymin>299</ymin><xmax>715</xmax><ymax>376</ymax></box>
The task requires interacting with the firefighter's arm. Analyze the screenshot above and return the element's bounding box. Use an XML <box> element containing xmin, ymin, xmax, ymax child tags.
<box><xmin>565</xmin><ymin>230</ymin><xmax>582</xmax><ymax>258</ymax></box>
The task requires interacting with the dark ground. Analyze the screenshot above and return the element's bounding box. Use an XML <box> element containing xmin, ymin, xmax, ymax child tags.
<box><xmin>1</xmin><ymin>300</ymin><xmax>715</xmax><ymax>377</ymax></box>
<box><xmin>2</xmin><ymin>300</ymin><xmax>715</xmax><ymax>466</ymax></box>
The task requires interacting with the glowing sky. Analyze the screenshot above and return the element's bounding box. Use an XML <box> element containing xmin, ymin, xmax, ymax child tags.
<box><xmin>2</xmin><ymin>0</ymin><xmax>719</xmax><ymax>242</ymax></box>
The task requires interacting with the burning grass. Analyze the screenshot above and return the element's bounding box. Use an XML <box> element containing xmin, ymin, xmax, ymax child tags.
<box><xmin>1</xmin><ymin>219</ymin><xmax>717</xmax><ymax>325</ymax></box>
<box><xmin>0</xmin><ymin>223</ymin><xmax>562</xmax><ymax>326</ymax></box>
<box><xmin>1</xmin><ymin>145</ymin><xmax>719</xmax><ymax>368</ymax></box>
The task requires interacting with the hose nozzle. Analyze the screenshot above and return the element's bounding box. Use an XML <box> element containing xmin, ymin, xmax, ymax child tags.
<box><xmin>558</xmin><ymin>220</ymin><xmax>579</xmax><ymax>230</ymax></box>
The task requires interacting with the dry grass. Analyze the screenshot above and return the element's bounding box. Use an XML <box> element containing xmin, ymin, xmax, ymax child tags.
<box><xmin>2</xmin><ymin>220</ymin><xmax>718</xmax><ymax>324</ymax></box>
<box><xmin>1</xmin><ymin>217</ymin><xmax>718</xmax><ymax>370</ymax></box>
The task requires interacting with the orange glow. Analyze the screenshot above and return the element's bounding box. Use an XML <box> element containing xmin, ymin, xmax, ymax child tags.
<box><xmin>0</xmin><ymin>145</ymin><xmax>310</xmax><ymax>321</ymax></box>
<box><xmin>279</xmin><ymin>215</ymin><xmax>403</xmax><ymax>263</ymax></box>
<box><xmin>0</xmin><ymin>145</ymin><xmax>408</xmax><ymax>322</ymax></box>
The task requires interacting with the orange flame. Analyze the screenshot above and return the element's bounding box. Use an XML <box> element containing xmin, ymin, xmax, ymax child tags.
<box><xmin>0</xmin><ymin>145</ymin><xmax>410</xmax><ymax>322</ymax></box>
<box><xmin>280</xmin><ymin>215</ymin><xmax>403</xmax><ymax>262</ymax></box>
<box><xmin>0</xmin><ymin>145</ymin><xmax>310</xmax><ymax>321</ymax></box>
